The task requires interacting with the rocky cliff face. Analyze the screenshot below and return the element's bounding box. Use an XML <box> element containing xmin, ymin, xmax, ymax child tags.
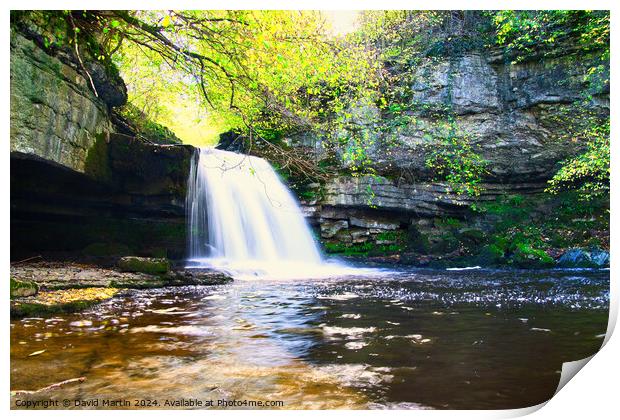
<box><xmin>10</xmin><ymin>31</ymin><xmax>113</xmax><ymax>173</ymax></box>
<box><xmin>293</xmin><ymin>40</ymin><xmax>609</xmax><ymax>262</ymax></box>
<box><xmin>10</xmin><ymin>26</ymin><xmax>194</xmax><ymax>260</ymax></box>
<box><xmin>372</xmin><ymin>50</ymin><xmax>609</xmax><ymax>183</ymax></box>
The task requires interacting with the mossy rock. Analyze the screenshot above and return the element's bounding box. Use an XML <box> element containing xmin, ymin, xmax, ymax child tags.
<box><xmin>10</xmin><ymin>277</ymin><xmax>38</xmax><ymax>298</ymax></box>
<box><xmin>11</xmin><ymin>287</ymin><xmax>118</xmax><ymax>318</ymax></box>
<box><xmin>118</xmin><ymin>256</ymin><xmax>170</xmax><ymax>274</ymax></box>
<box><xmin>510</xmin><ymin>243</ymin><xmax>555</xmax><ymax>268</ymax></box>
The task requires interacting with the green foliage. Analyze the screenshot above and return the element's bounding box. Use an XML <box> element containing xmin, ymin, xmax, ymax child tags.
<box><xmin>354</xmin><ymin>11</ymin><xmax>492</xmax><ymax>75</ymax></box>
<box><xmin>424</xmin><ymin>118</ymin><xmax>488</xmax><ymax>196</ymax></box>
<box><xmin>376</xmin><ymin>230</ymin><xmax>403</xmax><ymax>242</ymax></box>
<box><xmin>324</xmin><ymin>241</ymin><xmax>374</xmax><ymax>256</ymax></box>
<box><xmin>345</xmin><ymin>12</ymin><xmax>492</xmax><ymax>197</ymax></box>
<box><xmin>14</xmin><ymin>10</ymin><xmax>610</xmax><ymax>204</ymax></box>
<box><xmin>436</xmin><ymin>217</ymin><xmax>462</xmax><ymax>229</ymax></box>
<box><xmin>493</xmin><ymin>11</ymin><xmax>609</xmax><ymax>64</ymax></box>
<box><xmin>493</xmin><ymin>11</ymin><xmax>610</xmax><ymax>202</ymax></box>
<box><xmin>113</xmin><ymin>11</ymin><xmax>377</xmax><ymax>147</ymax></box>
<box><xmin>468</xmin><ymin>191</ymin><xmax>609</xmax><ymax>267</ymax></box>
<box><xmin>476</xmin><ymin>194</ymin><xmax>534</xmax><ymax>229</ymax></box>
<box><xmin>511</xmin><ymin>242</ymin><xmax>554</xmax><ymax>268</ymax></box>
<box><xmin>343</xmin><ymin>11</ymin><xmax>609</xmax><ymax>200</ymax></box>
<box><xmin>323</xmin><ymin>230</ymin><xmax>406</xmax><ymax>256</ymax></box>
<box><xmin>546</xmin><ymin>120</ymin><xmax>609</xmax><ymax>200</ymax></box>
<box><xmin>15</xmin><ymin>10</ymin><xmax>379</xmax><ymax>151</ymax></box>
<box><xmin>12</xmin><ymin>11</ymin><xmax>123</xmax><ymax>85</ymax></box>
<box><xmin>118</xmin><ymin>104</ymin><xmax>182</xmax><ymax>145</ymax></box>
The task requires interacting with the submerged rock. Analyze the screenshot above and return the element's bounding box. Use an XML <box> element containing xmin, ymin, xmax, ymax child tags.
<box><xmin>557</xmin><ymin>248</ymin><xmax>610</xmax><ymax>268</ymax></box>
<box><xmin>118</xmin><ymin>257</ymin><xmax>170</xmax><ymax>274</ymax></box>
<box><xmin>11</xmin><ymin>287</ymin><xmax>118</xmax><ymax>318</ymax></box>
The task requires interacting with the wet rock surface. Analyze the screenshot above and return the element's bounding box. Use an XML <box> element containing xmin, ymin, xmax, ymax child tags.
<box><xmin>10</xmin><ymin>262</ymin><xmax>233</xmax><ymax>293</ymax></box>
<box><xmin>9</xmin><ymin>262</ymin><xmax>234</xmax><ymax>318</ymax></box>
<box><xmin>11</xmin><ymin>287</ymin><xmax>119</xmax><ymax>318</ymax></box>
<box><xmin>557</xmin><ymin>248</ymin><xmax>610</xmax><ymax>268</ymax></box>
<box><xmin>10</xmin><ymin>278</ymin><xmax>39</xmax><ymax>298</ymax></box>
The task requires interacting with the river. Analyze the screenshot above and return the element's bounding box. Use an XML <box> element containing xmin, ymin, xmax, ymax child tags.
<box><xmin>11</xmin><ymin>267</ymin><xmax>609</xmax><ymax>409</ymax></box>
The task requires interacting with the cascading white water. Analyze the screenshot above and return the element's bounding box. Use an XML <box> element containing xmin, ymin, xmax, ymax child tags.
<box><xmin>187</xmin><ymin>148</ymin><xmax>356</xmax><ymax>279</ymax></box>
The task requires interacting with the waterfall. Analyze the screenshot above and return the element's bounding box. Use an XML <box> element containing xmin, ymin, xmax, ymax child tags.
<box><xmin>186</xmin><ymin>148</ymin><xmax>334</xmax><ymax>279</ymax></box>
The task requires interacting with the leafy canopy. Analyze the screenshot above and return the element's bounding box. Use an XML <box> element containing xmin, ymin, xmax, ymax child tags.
<box><xmin>107</xmin><ymin>10</ymin><xmax>377</xmax><ymax>145</ymax></box>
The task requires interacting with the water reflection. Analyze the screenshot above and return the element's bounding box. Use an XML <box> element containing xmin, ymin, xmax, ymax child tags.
<box><xmin>11</xmin><ymin>268</ymin><xmax>609</xmax><ymax>409</ymax></box>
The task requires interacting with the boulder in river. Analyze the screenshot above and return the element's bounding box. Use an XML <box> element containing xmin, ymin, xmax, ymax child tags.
<box><xmin>557</xmin><ymin>248</ymin><xmax>610</xmax><ymax>268</ymax></box>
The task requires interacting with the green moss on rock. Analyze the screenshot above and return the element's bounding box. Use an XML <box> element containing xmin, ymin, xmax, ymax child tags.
<box><xmin>118</xmin><ymin>256</ymin><xmax>170</xmax><ymax>274</ymax></box>
<box><xmin>511</xmin><ymin>243</ymin><xmax>555</xmax><ymax>268</ymax></box>
<box><xmin>476</xmin><ymin>244</ymin><xmax>506</xmax><ymax>266</ymax></box>
<box><xmin>84</xmin><ymin>133</ymin><xmax>113</xmax><ymax>184</ymax></box>
<box><xmin>10</xmin><ymin>287</ymin><xmax>118</xmax><ymax>318</ymax></box>
<box><xmin>10</xmin><ymin>277</ymin><xmax>38</xmax><ymax>298</ymax></box>
<box><xmin>457</xmin><ymin>228</ymin><xmax>486</xmax><ymax>248</ymax></box>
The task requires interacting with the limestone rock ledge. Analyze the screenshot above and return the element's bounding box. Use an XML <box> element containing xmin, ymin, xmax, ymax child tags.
<box><xmin>321</xmin><ymin>175</ymin><xmax>545</xmax><ymax>217</ymax></box>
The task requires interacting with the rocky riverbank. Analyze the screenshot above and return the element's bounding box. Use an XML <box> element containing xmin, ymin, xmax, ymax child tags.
<box><xmin>10</xmin><ymin>260</ymin><xmax>232</xmax><ymax>318</ymax></box>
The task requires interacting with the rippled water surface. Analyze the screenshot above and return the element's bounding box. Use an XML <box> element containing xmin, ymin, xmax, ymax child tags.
<box><xmin>11</xmin><ymin>268</ymin><xmax>609</xmax><ymax>409</ymax></box>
